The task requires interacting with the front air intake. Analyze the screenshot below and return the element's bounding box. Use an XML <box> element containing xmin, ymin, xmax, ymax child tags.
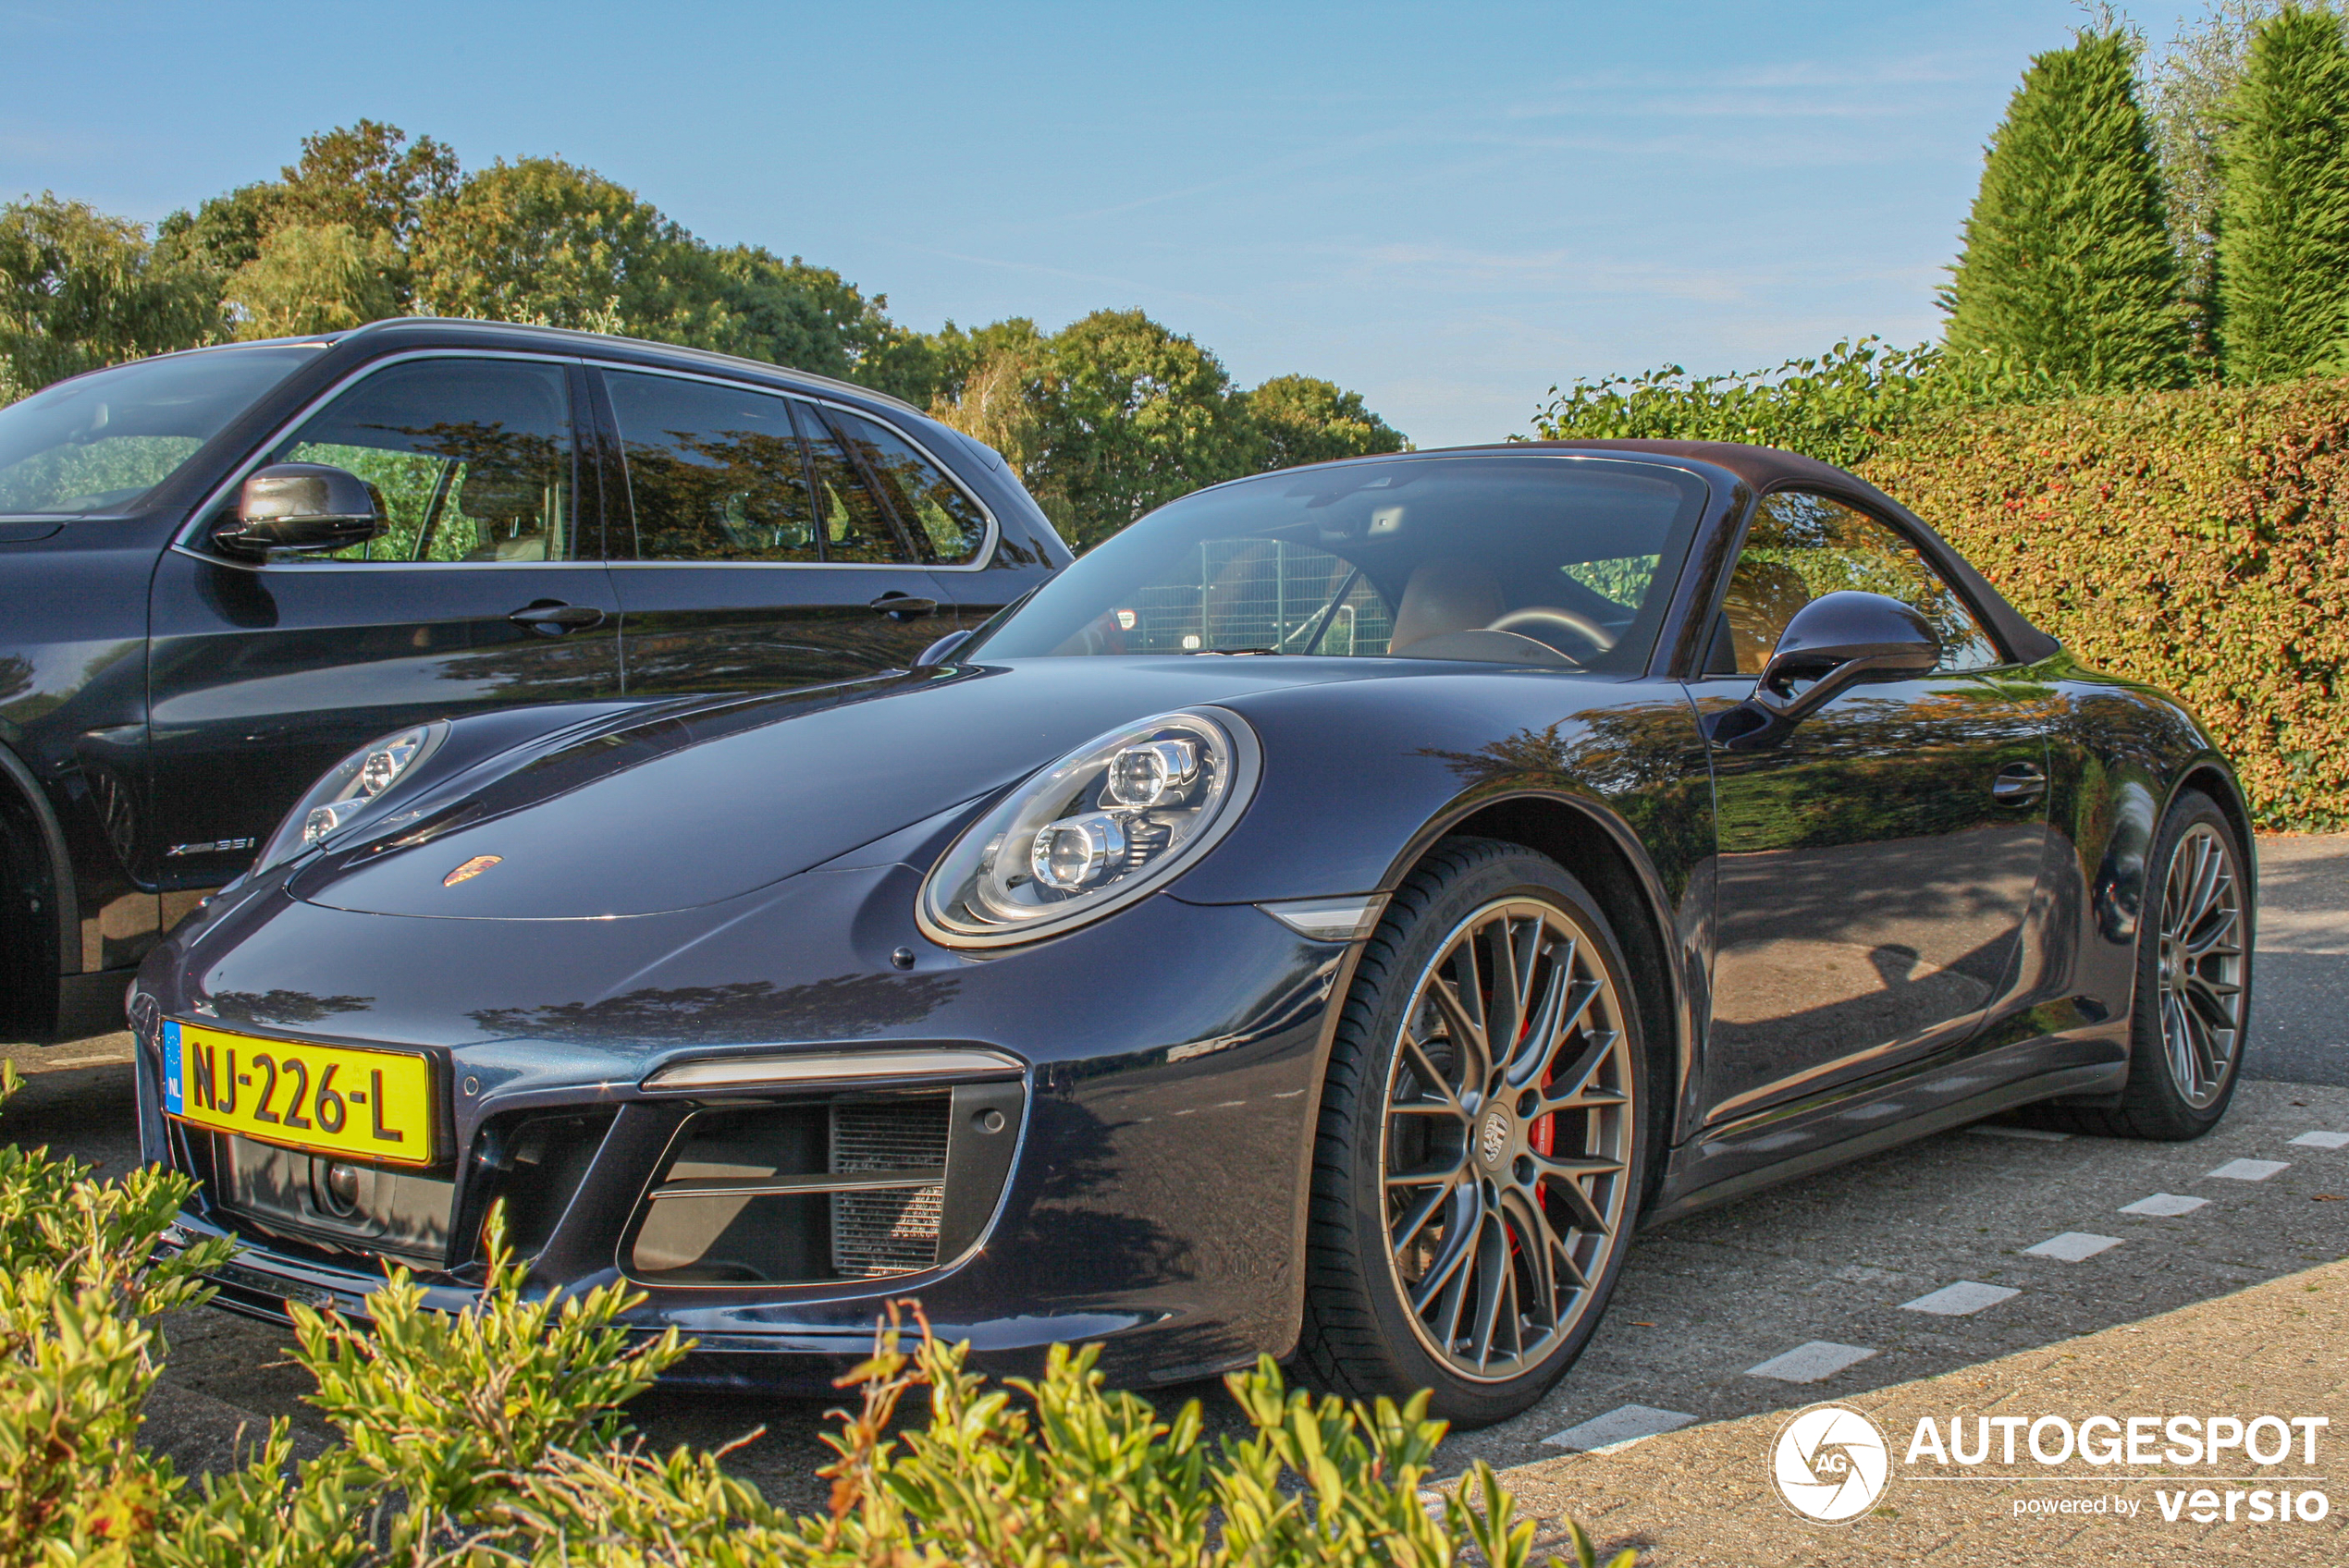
<box><xmin>628</xmin><ymin>1085</ymin><xmax>1012</xmax><ymax>1287</ymax></box>
<box><xmin>829</xmin><ymin>1098</ymin><xmax>950</xmax><ymax>1277</ymax></box>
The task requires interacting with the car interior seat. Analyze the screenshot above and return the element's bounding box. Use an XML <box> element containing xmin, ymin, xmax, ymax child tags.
<box><xmin>1387</xmin><ymin>559</ymin><xmax>1508</xmax><ymax>655</ymax></box>
<box><xmin>1716</xmin><ymin>558</ymin><xmax>1812</xmax><ymax>673</ymax></box>
<box><xmin>459</xmin><ymin>462</ymin><xmax>554</xmax><ymax>561</ymax></box>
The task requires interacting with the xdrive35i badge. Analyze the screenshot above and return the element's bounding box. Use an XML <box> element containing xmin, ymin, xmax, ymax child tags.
<box><xmin>443</xmin><ymin>855</ymin><xmax>502</xmax><ymax>887</ymax></box>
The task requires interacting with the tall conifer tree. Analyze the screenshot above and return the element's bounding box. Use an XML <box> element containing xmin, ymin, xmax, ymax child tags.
<box><xmin>1943</xmin><ymin>31</ymin><xmax>2193</xmax><ymax>389</ymax></box>
<box><xmin>2217</xmin><ymin>6</ymin><xmax>2349</xmax><ymax>382</ymax></box>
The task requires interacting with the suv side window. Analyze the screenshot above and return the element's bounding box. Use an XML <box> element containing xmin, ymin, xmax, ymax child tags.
<box><xmin>798</xmin><ymin>407</ymin><xmax>916</xmax><ymax>565</ymax></box>
<box><xmin>268</xmin><ymin>358</ymin><xmax>577</xmax><ymax>562</ymax></box>
<box><xmin>1705</xmin><ymin>491</ymin><xmax>2004</xmax><ymax>675</ymax></box>
<box><xmin>605</xmin><ymin>372</ymin><xmax>823</xmax><ymax>562</ymax></box>
<box><xmin>827</xmin><ymin>409</ymin><xmax>990</xmax><ymax>565</ymax></box>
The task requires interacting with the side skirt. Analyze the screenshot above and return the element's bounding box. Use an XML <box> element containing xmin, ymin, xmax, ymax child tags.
<box><xmin>1644</xmin><ymin>1057</ymin><xmax>2126</xmax><ymax>1227</ymax></box>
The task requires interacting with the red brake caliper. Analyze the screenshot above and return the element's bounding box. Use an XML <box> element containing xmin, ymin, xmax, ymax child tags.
<box><xmin>1513</xmin><ymin>1020</ymin><xmax>1556</xmax><ymax>1268</ymax></box>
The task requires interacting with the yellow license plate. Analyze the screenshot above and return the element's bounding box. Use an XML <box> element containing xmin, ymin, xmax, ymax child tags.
<box><xmin>161</xmin><ymin>1021</ymin><xmax>437</xmax><ymax>1167</ymax></box>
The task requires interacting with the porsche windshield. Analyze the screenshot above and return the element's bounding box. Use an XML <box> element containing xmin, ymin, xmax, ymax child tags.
<box><xmin>968</xmin><ymin>455</ymin><xmax>1711</xmax><ymax>673</ymax></box>
<box><xmin>0</xmin><ymin>344</ymin><xmax>323</xmax><ymax>516</ymax></box>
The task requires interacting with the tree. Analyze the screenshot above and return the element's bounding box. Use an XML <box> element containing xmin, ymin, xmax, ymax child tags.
<box><xmin>931</xmin><ymin>310</ymin><xmax>1257</xmax><ymax>549</ymax></box>
<box><xmin>2146</xmin><ymin>1</ymin><xmax>2284</xmax><ymax>359</ymax></box>
<box><xmin>929</xmin><ymin>314</ymin><xmax>1412</xmax><ymax>546</ymax></box>
<box><xmin>407</xmin><ymin>156</ymin><xmax>719</xmax><ymax>338</ymax></box>
<box><xmin>2215</xmin><ymin>6</ymin><xmax>2349</xmax><ymax>380</ymax></box>
<box><xmin>1240</xmin><ymin>374</ymin><xmax>1408</xmax><ymax>468</ymax></box>
<box><xmin>156</xmin><ymin>120</ymin><xmax>455</xmax><ymax>310</ymax></box>
<box><xmin>226</xmin><ymin>222</ymin><xmax>400</xmax><ymax>338</ymax></box>
<box><xmin>709</xmin><ymin>245</ymin><xmax>943</xmax><ymax>403</ymax></box>
<box><xmin>0</xmin><ymin>195</ymin><xmax>218</xmax><ymax>391</ymax></box>
<box><xmin>278</xmin><ymin>119</ymin><xmax>458</xmax><ymax>247</ymax></box>
<box><xmin>1942</xmin><ymin>31</ymin><xmax>2195</xmax><ymax>390</ymax></box>
<box><xmin>926</xmin><ymin>317</ymin><xmax>1047</xmax><ymax>459</ymax></box>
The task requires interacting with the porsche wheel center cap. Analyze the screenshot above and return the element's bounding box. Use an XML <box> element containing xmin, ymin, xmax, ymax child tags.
<box><xmin>1478</xmin><ymin>1108</ymin><xmax>1514</xmax><ymax>1168</ymax></box>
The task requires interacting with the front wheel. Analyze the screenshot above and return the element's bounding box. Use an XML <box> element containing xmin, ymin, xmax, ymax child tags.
<box><xmin>1296</xmin><ymin>838</ymin><xmax>1649</xmax><ymax>1427</ymax></box>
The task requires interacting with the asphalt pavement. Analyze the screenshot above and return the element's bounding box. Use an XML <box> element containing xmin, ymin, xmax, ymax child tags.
<box><xmin>5</xmin><ymin>831</ymin><xmax>2344</xmax><ymax>1533</ymax></box>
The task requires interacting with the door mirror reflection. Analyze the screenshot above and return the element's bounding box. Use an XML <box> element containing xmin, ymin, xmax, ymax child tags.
<box><xmin>213</xmin><ymin>463</ymin><xmax>389</xmax><ymax>558</ymax></box>
<box><xmin>1711</xmin><ymin>591</ymin><xmax>1941</xmax><ymax>748</ymax></box>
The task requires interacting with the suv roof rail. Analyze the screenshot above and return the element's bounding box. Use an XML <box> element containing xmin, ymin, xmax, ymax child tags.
<box><xmin>344</xmin><ymin>316</ymin><xmax>928</xmax><ymax>417</ymax></box>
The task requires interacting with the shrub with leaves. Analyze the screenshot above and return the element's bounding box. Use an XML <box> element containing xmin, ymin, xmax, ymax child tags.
<box><xmin>0</xmin><ymin>1061</ymin><xmax>232</xmax><ymax>1564</ymax></box>
<box><xmin>1862</xmin><ymin>375</ymin><xmax>2349</xmax><ymax>830</ymax></box>
<box><xmin>0</xmin><ymin>1062</ymin><xmax>1632</xmax><ymax>1567</ymax></box>
<box><xmin>1530</xmin><ymin>337</ymin><xmax>2080</xmax><ymax>471</ymax></box>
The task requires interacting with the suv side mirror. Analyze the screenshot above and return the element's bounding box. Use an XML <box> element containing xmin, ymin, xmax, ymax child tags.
<box><xmin>211</xmin><ymin>463</ymin><xmax>388</xmax><ymax>559</ymax></box>
<box><xmin>1708</xmin><ymin>591</ymin><xmax>1940</xmax><ymax>749</ymax></box>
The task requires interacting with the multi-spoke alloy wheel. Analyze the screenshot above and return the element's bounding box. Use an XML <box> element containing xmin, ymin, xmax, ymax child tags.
<box><xmin>1382</xmin><ymin>897</ymin><xmax>1632</xmax><ymax>1381</ymax></box>
<box><xmin>2016</xmin><ymin>790</ymin><xmax>2252</xmax><ymax>1142</ymax></box>
<box><xmin>2155</xmin><ymin>822</ymin><xmax>2244</xmax><ymax>1109</ymax></box>
<box><xmin>1297</xmin><ymin>838</ymin><xmax>1647</xmax><ymax>1425</ymax></box>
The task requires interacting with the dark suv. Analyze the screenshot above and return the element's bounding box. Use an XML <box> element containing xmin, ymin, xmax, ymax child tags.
<box><xmin>0</xmin><ymin>318</ymin><xmax>1069</xmax><ymax>1038</ymax></box>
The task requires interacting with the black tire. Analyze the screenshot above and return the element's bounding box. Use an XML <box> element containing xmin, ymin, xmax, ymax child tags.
<box><xmin>0</xmin><ymin>819</ymin><xmax>55</xmax><ymax>1040</ymax></box>
<box><xmin>2021</xmin><ymin>790</ymin><xmax>2250</xmax><ymax>1140</ymax></box>
<box><xmin>1295</xmin><ymin>837</ymin><xmax>1651</xmax><ymax>1427</ymax></box>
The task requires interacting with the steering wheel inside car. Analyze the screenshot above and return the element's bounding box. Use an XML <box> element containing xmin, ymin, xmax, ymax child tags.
<box><xmin>1489</xmin><ymin>606</ymin><xmax>1618</xmax><ymax>663</ymax></box>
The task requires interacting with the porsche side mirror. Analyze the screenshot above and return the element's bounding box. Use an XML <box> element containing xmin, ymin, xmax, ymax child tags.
<box><xmin>1707</xmin><ymin>591</ymin><xmax>1940</xmax><ymax>750</ymax></box>
<box><xmin>212</xmin><ymin>463</ymin><xmax>389</xmax><ymax>559</ymax></box>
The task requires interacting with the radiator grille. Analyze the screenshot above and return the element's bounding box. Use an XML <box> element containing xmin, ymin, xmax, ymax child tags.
<box><xmin>830</xmin><ymin>1098</ymin><xmax>950</xmax><ymax>1277</ymax></box>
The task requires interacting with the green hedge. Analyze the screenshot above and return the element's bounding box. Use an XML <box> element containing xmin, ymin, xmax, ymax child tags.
<box><xmin>0</xmin><ymin>1064</ymin><xmax>1632</xmax><ymax>1568</ymax></box>
<box><xmin>1861</xmin><ymin>379</ymin><xmax>2349</xmax><ymax>831</ymax></box>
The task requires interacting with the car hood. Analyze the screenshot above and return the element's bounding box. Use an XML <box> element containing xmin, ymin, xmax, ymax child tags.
<box><xmin>293</xmin><ymin>657</ymin><xmax>1416</xmax><ymax>919</ymax></box>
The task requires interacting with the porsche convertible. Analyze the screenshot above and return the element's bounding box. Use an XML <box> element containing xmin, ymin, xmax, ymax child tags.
<box><xmin>129</xmin><ymin>440</ymin><xmax>2255</xmax><ymax>1424</ymax></box>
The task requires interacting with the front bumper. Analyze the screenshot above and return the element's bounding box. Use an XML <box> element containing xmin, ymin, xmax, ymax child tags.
<box><xmin>135</xmin><ymin>862</ymin><xmax>1355</xmax><ymax>1388</ymax></box>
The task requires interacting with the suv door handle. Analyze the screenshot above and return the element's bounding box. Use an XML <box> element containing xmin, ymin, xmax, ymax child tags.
<box><xmin>509</xmin><ymin>600</ymin><xmax>606</xmax><ymax>634</ymax></box>
<box><xmin>1993</xmin><ymin>761</ymin><xmax>2048</xmax><ymax>806</ymax></box>
<box><xmin>869</xmin><ymin>593</ymin><xmax>940</xmax><ymax>620</ymax></box>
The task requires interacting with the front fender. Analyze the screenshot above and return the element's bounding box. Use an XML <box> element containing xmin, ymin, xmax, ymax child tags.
<box><xmin>1174</xmin><ymin>672</ymin><xmax>1713</xmax><ymax>907</ymax></box>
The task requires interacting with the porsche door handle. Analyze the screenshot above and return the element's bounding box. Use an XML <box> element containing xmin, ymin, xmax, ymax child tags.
<box><xmin>508</xmin><ymin>600</ymin><xmax>607</xmax><ymax>634</ymax></box>
<box><xmin>1993</xmin><ymin>762</ymin><xmax>2048</xmax><ymax>806</ymax></box>
<box><xmin>869</xmin><ymin>593</ymin><xmax>940</xmax><ymax>620</ymax></box>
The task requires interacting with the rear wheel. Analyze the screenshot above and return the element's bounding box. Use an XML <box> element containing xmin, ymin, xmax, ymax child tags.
<box><xmin>1297</xmin><ymin>838</ymin><xmax>1648</xmax><ymax>1426</ymax></box>
<box><xmin>2024</xmin><ymin>790</ymin><xmax>2249</xmax><ymax>1140</ymax></box>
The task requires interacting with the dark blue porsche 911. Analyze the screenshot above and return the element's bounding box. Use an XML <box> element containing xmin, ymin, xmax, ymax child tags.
<box><xmin>131</xmin><ymin>440</ymin><xmax>2255</xmax><ymax>1425</ymax></box>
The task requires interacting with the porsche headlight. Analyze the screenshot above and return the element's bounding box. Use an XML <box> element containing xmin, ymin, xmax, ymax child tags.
<box><xmin>250</xmin><ymin>721</ymin><xmax>447</xmax><ymax>876</ymax></box>
<box><xmin>918</xmin><ymin>708</ymin><xmax>1260</xmax><ymax>947</ymax></box>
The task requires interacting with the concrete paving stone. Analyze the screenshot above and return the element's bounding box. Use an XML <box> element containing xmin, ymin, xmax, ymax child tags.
<box><xmin>2206</xmin><ymin>1158</ymin><xmax>2292</xmax><ymax>1182</ymax></box>
<box><xmin>1483</xmin><ymin>1257</ymin><xmax>2349</xmax><ymax>1566</ymax></box>
<box><xmin>1541</xmin><ymin>1403</ymin><xmax>1700</xmax><ymax>1452</ymax></box>
<box><xmin>1742</xmin><ymin>1340</ymin><xmax>1877</xmax><ymax>1383</ymax></box>
<box><xmin>1967</xmin><ymin>1123</ymin><xmax>2072</xmax><ymax>1142</ymax></box>
<box><xmin>1900</xmin><ymin>1280</ymin><xmax>2022</xmax><ymax>1316</ymax></box>
<box><xmin>2120</xmin><ymin>1193</ymin><xmax>2209</xmax><ymax>1216</ymax></box>
<box><xmin>2023</xmin><ymin>1232</ymin><xmax>2124</xmax><ymax>1262</ymax></box>
<box><xmin>2287</xmin><ymin>1130</ymin><xmax>2349</xmax><ymax>1149</ymax></box>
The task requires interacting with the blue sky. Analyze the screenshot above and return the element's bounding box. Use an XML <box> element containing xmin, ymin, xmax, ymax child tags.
<box><xmin>5</xmin><ymin>1</ymin><xmax>2202</xmax><ymax>447</ymax></box>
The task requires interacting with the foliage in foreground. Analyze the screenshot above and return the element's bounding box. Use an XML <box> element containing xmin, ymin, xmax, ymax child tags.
<box><xmin>0</xmin><ymin>1063</ymin><xmax>1630</xmax><ymax>1568</ymax></box>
